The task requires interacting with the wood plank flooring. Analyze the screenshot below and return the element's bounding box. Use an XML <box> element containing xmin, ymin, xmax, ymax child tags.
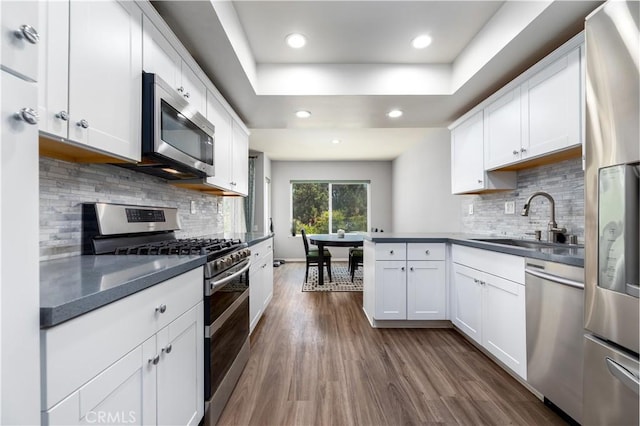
<box><xmin>217</xmin><ymin>262</ymin><xmax>565</xmax><ymax>426</ymax></box>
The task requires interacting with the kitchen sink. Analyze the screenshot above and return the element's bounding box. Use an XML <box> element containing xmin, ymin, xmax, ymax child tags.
<box><xmin>471</xmin><ymin>238</ymin><xmax>584</xmax><ymax>249</ymax></box>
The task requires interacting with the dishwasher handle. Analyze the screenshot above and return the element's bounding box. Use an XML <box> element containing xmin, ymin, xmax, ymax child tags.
<box><xmin>525</xmin><ymin>267</ymin><xmax>584</xmax><ymax>290</ymax></box>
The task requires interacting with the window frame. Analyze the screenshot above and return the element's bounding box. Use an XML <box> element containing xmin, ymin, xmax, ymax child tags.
<box><xmin>289</xmin><ymin>180</ymin><xmax>371</xmax><ymax>235</ymax></box>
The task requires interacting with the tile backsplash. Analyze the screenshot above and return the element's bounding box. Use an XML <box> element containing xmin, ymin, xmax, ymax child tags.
<box><xmin>460</xmin><ymin>157</ymin><xmax>585</xmax><ymax>242</ymax></box>
<box><xmin>40</xmin><ymin>157</ymin><xmax>224</xmax><ymax>260</ymax></box>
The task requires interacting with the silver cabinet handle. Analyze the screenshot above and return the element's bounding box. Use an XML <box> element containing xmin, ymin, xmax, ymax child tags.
<box><xmin>473</xmin><ymin>278</ymin><xmax>479</xmax><ymax>284</ymax></box>
<box><xmin>605</xmin><ymin>357</ymin><xmax>640</xmax><ymax>395</ymax></box>
<box><xmin>177</xmin><ymin>86</ymin><xmax>184</xmax><ymax>93</ymax></box>
<box><xmin>262</xmin><ymin>263</ymin><xmax>266</xmax><ymax>268</ymax></box>
<box><xmin>184</xmin><ymin>92</ymin><xmax>190</xmax><ymax>99</ymax></box>
<box><xmin>55</xmin><ymin>111</ymin><xmax>68</xmax><ymax>121</ymax></box>
<box><xmin>521</xmin><ymin>147</ymin><xmax>527</xmax><ymax>153</ymax></box>
<box><xmin>15</xmin><ymin>108</ymin><xmax>38</xmax><ymax>124</ymax></box>
<box><xmin>512</xmin><ymin>150</ymin><xmax>519</xmax><ymax>155</ymax></box>
<box><xmin>389</xmin><ymin>250</ymin><xmax>394</xmax><ymax>254</ymax></box>
<box><xmin>155</xmin><ymin>304</ymin><xmax>167</xmax><ymax>314</ymax></box>
<box><xmin>148</xmin><ymin>355</ymin><xmax>160</xmax><ymax>365</ymax></box>
<box><xmin>162</xmin><ymin>344</ymin><xmax>173</xmax><ymax>354</ymax></box>
<box><xmin>401</xmin><ymin>266</ymin><xmax>405</xmax><ymax>271</ymax></box>
<box><xmin>477</xmin><ymin>179</ymin><xmax>483</xmax><ymax>184</ymax></box>
<box><xmin>410</xmin><ymin>267</ymin><xmax>414</xmax><ymax>271</ymax></box>
<box><xmin>425</xmin><ymin>250</ymin><xmax>430</xmax><ymax>255</ymax></box>
<box><xmin>15</xmin><ymin>24</ymin><xmax>40</xmax><ymax>44</ymax></box>
<box><xmin>77</xmin><ymin>119</ymin><xmax>89</xmax><ymax>129</ymax></box>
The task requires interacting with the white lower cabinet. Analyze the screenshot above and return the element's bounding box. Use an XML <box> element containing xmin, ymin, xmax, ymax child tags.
<box><xmin>249</xmin><ymin>238</ymin><xmax>274</xmax><ymax>333</ymax></box>
<box><xmin>374</xmin><ymin>260</ymin><xmax>407</xmax><ymax>319</ymax></box>
<box><xmin>41</xmin><ymin>267</ymin><xmax>204</xmax><ymax>425</ymax></box>
<box><xmin>365</xmin><ymin>242</ymin><xmax>447</xmax><ymax>322</ymax></box>
<box><xmin>408</xmin><ymin>261</ymin><xmax>446</xmax><ymax>320</ymax></box>
<box><xmin>451</xmin><ymin>245</ymin><xmax>527</xmax><ymax>379</ymax></box>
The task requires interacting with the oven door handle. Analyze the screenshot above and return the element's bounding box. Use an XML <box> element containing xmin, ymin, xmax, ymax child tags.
<box><xmin>207</xmin><ymin>260</ymin><xmax>251</xmax><ymax>294</ymax></box>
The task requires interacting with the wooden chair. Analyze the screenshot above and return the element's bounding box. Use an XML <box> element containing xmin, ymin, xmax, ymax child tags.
<box><xmin>349</xmin><ymin>248</ymin><xmax>363</xmax><ymax>282</ymax></box>
<box><xmin>301</xmin><ymin>229</ymin><xmax>333</xmax><ymax>283</ymax></box>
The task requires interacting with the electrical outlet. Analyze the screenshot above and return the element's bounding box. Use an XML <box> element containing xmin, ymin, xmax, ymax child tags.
<box><xmin>468</xmin><ymin>204</ymin><xmax>474</xmax><ymax>215</ymax></box>
<box><xmin>505</xmin><ymin>201</ymin><xmax>515</xmax><ymax>215</ymax></box>
<box><xmin>190</xmin><ymin>200</ymin><xmax>196</xmax><ymax>214</ymax></box>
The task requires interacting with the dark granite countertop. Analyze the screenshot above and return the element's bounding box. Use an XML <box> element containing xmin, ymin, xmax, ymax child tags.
<box><xmin>40</xmin><ymin>255</ymin><xmax>206</xmax><ymax>328</ymax></box>
<box><xmin>243</xmin><ymin>232</ymin><xmax>274</xmax><ymax>246</ymax></box>
<box><xmin>363</xmin><ymin>233</ymin><xmax>583</xmax><ymax>267</ymax></box>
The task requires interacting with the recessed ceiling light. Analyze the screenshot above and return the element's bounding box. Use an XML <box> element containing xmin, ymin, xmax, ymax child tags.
<box><xmin>295</xmin><ymin>110</ymin><xmax>311</xmax><ymax>118</ymax></box>
<box><xmin>412</xmin><ymin>34</ymin><xmax>432</xmax><ymax>49</ymax></box>
<box><xmin>332</xmin><ymin>139</ymin><xmax>341</xmax><ymax>144</ymax></box>
<box><xmin>387</xmin><ymin>109</ymin><xmax>403</xmax><ymax>118</ymax></box>
<box><xmin>286</xmin><ymin>33</ymin><xmax>307</xmax><ymax>49</ymax></box>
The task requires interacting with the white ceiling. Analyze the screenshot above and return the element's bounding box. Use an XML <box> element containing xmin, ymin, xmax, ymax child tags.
<box><xmin>152</xmin><ymin>0</ymin><xmax>602</xmax><ymax>161</ymax></box>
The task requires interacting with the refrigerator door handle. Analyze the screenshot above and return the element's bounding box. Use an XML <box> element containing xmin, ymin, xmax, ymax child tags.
<box><xmin>606</xmin><ymin>357</ymin><xmax>640</xmax><ymax>395</ymax></box>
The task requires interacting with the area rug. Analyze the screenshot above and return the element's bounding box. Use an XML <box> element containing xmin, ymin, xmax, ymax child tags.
<box><xmin>302</xmin><ymin>262</ymin><xmax>363</xmax><ymax>292</ymax></box>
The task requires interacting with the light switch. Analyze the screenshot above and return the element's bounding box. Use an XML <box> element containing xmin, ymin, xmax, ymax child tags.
<box><xmin>468</xmin><ymin>204</ymin><xmax>474</xmax><ymax>215</ymax></box>
<box><xmin>190</xmin><ymin>200</ymin><xmax>196</xmax><ymax>214</ymax></box>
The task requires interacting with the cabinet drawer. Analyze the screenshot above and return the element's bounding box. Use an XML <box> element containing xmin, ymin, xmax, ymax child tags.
<box><xmin>375</xmin><ymin>243</ymin><xmax>406</xmax><ymax>261</ymax></box>
<box><xmin>407</xmin><ymin>243</ymin><xmax>445</xmax><ymax>261</ymax></box>
<box><xmin>41</xmin><ymin>266</ymin><xmax>203</xmax><ymax>409</ymax></box>
<box><xmin>249</xmin><ymin>238</ymin><xmax>273</xmax><ymax>262</ymax></box>
<box><xmin>452</xmin><ymin>244</ymin><xmax>524</xmax><ymax>284</ymax></box>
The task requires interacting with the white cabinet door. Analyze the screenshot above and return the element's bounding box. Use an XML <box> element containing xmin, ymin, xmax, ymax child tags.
<box><xmin>374</xmin><ymin>261</ymin><xmax>407</xmax><ymax>320</ymax></box>
<box><xmin>142</xmin><ymin>15</ymin><xmax>180</xmax><ymax>90</ymax></box>
<box><xmin>68</xmin><ymin>0</ymin><xmax>141</xmax><ymax>161</ymax></box>
<box><xmin>249</xmin><ymin>264</ymin><xmax>263</xmax><ymax>333</ymax></box>
<box><xmin>484</xmin><ymin>88</ymin><xmax>522</xmax><ymax>169</ymax></box>
<box><xmin>451</xmin><ymin>111</ymin><xmax>485</xmax><ymax>194</ymax></box>
<box><xmin>1</xmin><ymin>0</ymin><xmax>39</xmax><ymax>81</ymax></box>
<box><xmin>522</xmin><ymin>48</ymin><xmax>581</xmax><ymax>159</ymax></box>
<box><xmin>156</xmin><ymin>303</ymin><xmax>204</xmax><ymax>426</ymax></box>
<box><xmin>451</xmin><ymin>263</ymin><xmax>482</xmax><ymax>344</ymax></box>
<box><xmin>263</xmin><ymin>251</ymin><xmax>274</xmax><ymax>311</ymax></box>
<box><xmin>37</xmin><ymin>0</ymin><xmax>69</xmax><ymax>139</ymax></box>
<box><xmin>407</xmin><ymin>261</ymin><xmax>446</xmax><ymax>320</ymax></box>
<box><xmin>180</xmin><ymin>61</ymin><xmax>206</xmax><ymax>114</ymax></box>
<box><xmin>43</xmin><ymin>339</ymin><xmax>155</xmax><ymax>426</ymax></box>
<box><xmin>1</xmin><ymin>71</ymin><xmax>40</xmax><ymax>425</ymax></box>
<box><xmin>206</xmin><ymin>90</ymin><xmax>233</xmax><ymax>189</ymax></box>
<box><xmin>482</xmin><ymin>274</ymin><xmax>527</xmax><ymax>379</ymax></box>
<box><xmin>231</xmin><ymin>120</ymin><xmax>249</xmax><ymax>195</ymax></box>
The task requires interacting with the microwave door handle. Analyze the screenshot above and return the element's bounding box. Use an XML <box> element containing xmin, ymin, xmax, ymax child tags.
<box><xmin>605</xmin><ymin>357</ymin><xmax>640</xmax><ymax>395</ymax></box>
<box><xmin>626</xmin><ymin>283</ymin><xmax>640</xmax><ymax>298</ymax></box>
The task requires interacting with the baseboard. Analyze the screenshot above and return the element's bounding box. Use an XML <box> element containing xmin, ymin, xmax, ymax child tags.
<box><xmin>369</xmin><ymin>319</ymin><xmax>453</xmax><ymax>329</ymax></box>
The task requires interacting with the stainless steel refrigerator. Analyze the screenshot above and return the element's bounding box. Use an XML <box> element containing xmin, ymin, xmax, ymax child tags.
<box><xmin>584</xmin><ymin>1</ymin><xmax>640</xmax><ymax>424</ymax></box>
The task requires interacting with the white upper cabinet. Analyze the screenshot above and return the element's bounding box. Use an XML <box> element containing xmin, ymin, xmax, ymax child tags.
<box><xmin>484</xmin><ymin>87</ymin><xmax>523</xmax><ymax>170</ymax></box>
<box><xmin>1</xmin><ymin>0</ymin><xmax>40</xmax><ymax>81</ymax></box>
<box><xmin>521</xmin><ymin>47</ymin><xmax>581</xmax><ymax>159</ymax></box>
<box><xmin>142</xmin><ymin>16</ymin><xmax>205</xmax><ymax>113</ymax></box>
<box><xmin>68</xmin><ymin>1</ymin><xmax>142</xmax><ymax>162</ymax></box>
<box><xmin>449</xmin><ymin>33</ymin><xmax>584</xmax><ymax>188</ymax></box>
<box><xmin>231</xmin><ymin>120</ymin><xmax>249</xmax><ymax>196</ymax></box>
<box><xmin>451</xmin><ymin>111</ymin><xmax>485</xmax><ymax>193</ymax></box>
<box><xmin>180</xmin><ymin>61</ymin><xmax>206</xmax><ymax>114</ymax></box>
<box><xmin>206</xmin><ymin>89</ymin><xmax>233</xmax><ymax>189</ymax></box>
<box><xmin>142</xmin><ymin>15</ymin><xmax>180</xmax><ymax>89</ymax></box>
<box><xmin>38</xmin><ymin>0</ymin><xmax>142</xmax><ymax>162</ymax></box>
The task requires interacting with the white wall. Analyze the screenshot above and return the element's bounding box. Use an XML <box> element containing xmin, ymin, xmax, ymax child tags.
<box><xmin>272</xmin><ymin>161</ymin><xmax>392</xmax><ymax>260</ymax></box>
<box><xmin>392</xmin><ymin>128</ymin><xmax>461</xmax><ymax>232</ymax></box>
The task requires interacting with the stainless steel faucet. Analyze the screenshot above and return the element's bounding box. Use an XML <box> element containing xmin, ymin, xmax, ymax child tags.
<box><xmin>521</xmin><ymin>191</ymin><xmax>567</xmax><ymax>243</ymax></box>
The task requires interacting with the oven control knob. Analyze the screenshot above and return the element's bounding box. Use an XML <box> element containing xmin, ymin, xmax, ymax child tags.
<box><xmin>214</xmin><ymin>260</ymin><xmax>222</xmax><ymax>270</ymax></box>
<box><xmin>244</xmin><ymin>249</ymin><xmax>251</xmax><ymax>258</ymax></box>
<box><xmin>225</xmin><ymin>257</ymin><xmax>233</xmax><ymax>267</ymax></box>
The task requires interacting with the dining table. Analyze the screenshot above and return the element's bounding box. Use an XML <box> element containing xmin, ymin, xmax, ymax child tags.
<box><xmin>308</xmin><ymin>234</ymin><xmax>364</xmax><ymax>285</ymax></box>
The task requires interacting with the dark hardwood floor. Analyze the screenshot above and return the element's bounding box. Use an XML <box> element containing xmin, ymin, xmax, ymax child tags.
<box><xmin>218</xmin><ymin>262</ymin><xmax>565</xmax><ymax>425</ymax></box>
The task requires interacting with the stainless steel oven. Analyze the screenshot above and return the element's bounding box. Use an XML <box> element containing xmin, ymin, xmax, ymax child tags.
<box><xmin>204</xmin><ymin>257</ymin><xmax>251</xmax><ymax>426</ymax></box>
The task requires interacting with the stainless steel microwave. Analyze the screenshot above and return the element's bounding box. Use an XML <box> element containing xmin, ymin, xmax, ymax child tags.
<box><xmin>133</xmin><ymin>72</ymin><xmax>215</xmax><ymax>180</ymax></box>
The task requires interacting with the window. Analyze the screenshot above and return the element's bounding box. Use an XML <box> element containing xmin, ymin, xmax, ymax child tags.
<box><xmin>291</xmin><ymin>181</ymin><xmax>369</xmax><ymax>234</ymax></box>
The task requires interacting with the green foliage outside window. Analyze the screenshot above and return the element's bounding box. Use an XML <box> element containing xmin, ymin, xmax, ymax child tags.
<box><xmin>291</xmin><ymin>181</ymin><xmax>368</xmax><ymax>235</ymax></box>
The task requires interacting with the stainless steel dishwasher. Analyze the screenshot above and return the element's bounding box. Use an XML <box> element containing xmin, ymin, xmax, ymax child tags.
<box><xmin>525</xmin><ymin>258</ymin><xmax>584</xmax><ymax>424</ymax></box>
